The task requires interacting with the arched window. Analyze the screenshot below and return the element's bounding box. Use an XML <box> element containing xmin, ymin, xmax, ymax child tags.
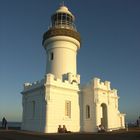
<box><xmin>86</xmin><ymin>105</ymin><xmax>90</xmax><ymax>119</ymax></box>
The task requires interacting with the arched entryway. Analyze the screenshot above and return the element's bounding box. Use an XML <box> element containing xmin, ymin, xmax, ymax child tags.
<box><xmin>101</xmin><ymin>103</ymin><xmax>108</xmax><ymax>129</ymax></box>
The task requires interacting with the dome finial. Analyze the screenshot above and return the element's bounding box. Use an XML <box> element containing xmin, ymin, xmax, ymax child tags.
<box><xmin>60</xmin><ymin>1</ymin><xmax>65</xmax><ymax>7</ymax></box>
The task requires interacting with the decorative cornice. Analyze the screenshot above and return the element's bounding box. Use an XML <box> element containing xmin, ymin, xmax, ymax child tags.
<box><xmin>21</xmin><ymin>85</ymin><xmax>44</xmax><ymax>94</ymax></box>
<box><xmin>42</xmin><ymin>28</ymin><xmax>81</xmax><ymax>45</ymax></box>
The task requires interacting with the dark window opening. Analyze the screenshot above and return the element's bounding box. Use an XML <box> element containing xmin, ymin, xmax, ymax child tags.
<box><xmin>58</xmin><ymin>13</ymin><xmax>61</xmax><ymax>20</ymax></box>
<box><xmin>86</xmin><ymin>105</ymin><xmax>90</xmax><ymax>119</ymax></box>
<box><xmin>50</xmin><ymin>52</ymin><xmax>54</xmax><ymax>60</ymax></box>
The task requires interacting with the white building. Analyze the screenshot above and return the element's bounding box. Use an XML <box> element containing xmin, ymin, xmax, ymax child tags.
<box><xmin>21</xmin><ymin>5</ymin><xmax>125</xmax><ymax>133</ymax></box>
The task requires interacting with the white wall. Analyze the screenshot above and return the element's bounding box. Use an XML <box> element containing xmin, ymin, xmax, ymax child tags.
<box><xmin>44</xmin><ymin>36</ymin><xmax>80</xmax><ymax>79</ymax></box>
<box><xmin>22</xmin><ymin>74</ymin><xmax>81</xmax><ymax>133</ymax></box>
<box><xmin>81</xmin><ymin>84</ymin><xmax>97</xmax><ymax>132</ymax></box>
<box><xmin>45</xmin><ymin>74</ymin><xmax>80</xmax><ymax>133</ymax></box>
<box><xmin>22</xmin><ymin>86</ymin><xmax>46</xmax><ymax>132</ymax></box>
<box><xmin>22</xmin><ymin>76</ymin><xmax>125</xmax><ymax>133</ymax></box>
<box><xmin>81</xmin><ymin>77</ymin><xmax>125</xmax><ymax>132</ymax></box>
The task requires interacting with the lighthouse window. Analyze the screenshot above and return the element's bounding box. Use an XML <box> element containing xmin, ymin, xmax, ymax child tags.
<box><xmin>49</xmin><ymin>52</ymin><xmax>54</xmax><ymax>61</ymax></box>
<box><xmin>58</xmin><ymin>13</ymin><xmax>61</xmax><ymax>20</ymax></box>
<box><xmin>65</xmin><ymin>100</ymin><xmax>71</xmax><ymax>118</ymax></box>
<box><xmin>67</xmin><ymin>16</ymin><xmax>70</xmax><ymax>22</ymax></box>
<box><xmin>50</xmin><ymin>52</ymin><xmax>53</xmax><ymax>60</ymax></box>
<box><xmin>86</xmin><ymin>105</ymin><xmax>90</xmax><ymax>119</ymax></box>
<box><xmin>67</xmin><ymin>15</ymin><xmax>72</xmax><ymax>22</ymax></box>
<box><xmin>32</xmin><ymin>101</ymin><xmax>36</xmax><ymax>119</ymax></box>
<box><xmin>62</xmin><ymin>13</ymin><xmax>66</xmax><ymax>20</ymax></box>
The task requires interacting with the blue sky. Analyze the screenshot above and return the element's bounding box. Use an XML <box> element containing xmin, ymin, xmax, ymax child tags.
<box><xmin>0</xmin><ymin>0</ymin><xmax>140</xmax><ymax>123</ymax></box>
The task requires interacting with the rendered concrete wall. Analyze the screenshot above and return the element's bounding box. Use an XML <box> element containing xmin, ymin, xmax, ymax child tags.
<box><xmin>22</xmin><ymin>74</ymin><xmax>80</xmax><ymax>133</ymax></box>
<box><xmin>44</xmin><ymin>36</ymin><xmax>80</xmax><ymax>79</ymax></box>
<box><xmin>21</xmin><ymin>85</ymin><xmax>46</xmax><ymax>132</ymax></box>
<box><xmin>81</xmin><ymin>84</ymin><xmax>97</xmax><ymax>132</ymax></box>
<box><xmin>82</xmin><ymin>78</ymin><xmax>125</xmax><ymax>132</ymax></box>
<box><xmin>44</xmin><ymin>74</ymin><xmax>80</xmax><ymax>133</ymax></box>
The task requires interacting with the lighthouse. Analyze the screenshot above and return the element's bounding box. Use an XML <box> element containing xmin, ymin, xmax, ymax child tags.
<box><xmin>43</xmin><ymin>5</ymin><xmax>81</xmax><ymax>80</ymax></box>
<box><xmin>22</xmin><ymin>5</ymin><xmax>81</xmax><ymax>133</ymax></box>
<box><xmin>21</xmin><ymin>4</ymin><xmax>125</xmax><ymax>133</ymax></box>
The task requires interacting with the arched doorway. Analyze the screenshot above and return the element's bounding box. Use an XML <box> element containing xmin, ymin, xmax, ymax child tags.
<box><xmin>101</xmin><ymin>103</ymin><xmax>108</xmax><ymax>129</ymax></box>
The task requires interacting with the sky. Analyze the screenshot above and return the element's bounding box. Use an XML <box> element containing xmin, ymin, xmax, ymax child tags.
<box><xmin>0</xmin><ymin>0</ymin><xmax>140</xmax><ymax>123</ymax></box>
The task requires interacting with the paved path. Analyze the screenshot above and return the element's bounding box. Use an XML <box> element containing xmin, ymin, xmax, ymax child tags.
<box><xmin>0</xmin><ymin>129</ymin><xmax>140</xmax><ymax>140</ymax></box>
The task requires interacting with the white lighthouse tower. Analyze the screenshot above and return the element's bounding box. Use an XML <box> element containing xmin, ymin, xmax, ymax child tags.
<box><xmin>22</xmin><ymin>5</ymin><xmax>81</xmax><ymax>133</ymax></box>
<box><xmin>43</xmin><ymin>5</ymin><xmax>81</xmax><ymax>80</ymax></box>
<box><xmin>41</xmin><ymin>5</ymin><xmax>81</xmax><ymax>132</ymax></box>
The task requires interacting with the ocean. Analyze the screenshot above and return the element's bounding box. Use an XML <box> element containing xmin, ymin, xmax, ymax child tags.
<box><xmin>0</xmin><ymin>122</ymin><xmax>21</xmax><ymax>128</ymax></box>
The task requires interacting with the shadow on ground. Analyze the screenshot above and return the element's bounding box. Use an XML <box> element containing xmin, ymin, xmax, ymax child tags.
<box><xmin>0</xmin><ymin>128</ymin><xmax>140</xmax><ymax>140</ymax></box>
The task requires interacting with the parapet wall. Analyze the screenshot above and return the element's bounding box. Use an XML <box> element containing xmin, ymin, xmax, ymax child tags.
<box><xmin>62</xmin><ymin>72</ymin><xmax>80</xmax><ymax>84</ymax></box>
<box><xmin>23</xmin><ymin>79</ymin><xmax>45</xmax><ymax>92</ymax></box>
<box><xmin>94</xmin><ymin>77</ymin><xmax>110</xmax><ymax>90</ymax></box>
<box><xmin>93</xmin><ymin>77</ymin><xmax>117</xmax><ymax>96</ymax></box>
<box><xmin>23</xmin><ymin>73</ymin><xmax>80</xmax><ymax>92</ymax></box>
<box><xmin>45</xmin><ymin>73</ymin><xmax>80</xmax><ymax>91</ymax></box>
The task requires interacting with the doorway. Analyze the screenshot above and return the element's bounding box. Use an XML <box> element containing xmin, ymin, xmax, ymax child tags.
<box><xmin>101</xmin><ymin>103</ymin><xmax>108</xmax><ymax>129</ymax></box>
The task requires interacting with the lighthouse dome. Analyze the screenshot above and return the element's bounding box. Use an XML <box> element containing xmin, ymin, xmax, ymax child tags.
<box><xmin>55</xmin><ymin>5</ymin><xmax>74</xmax><ymax>19</ymax></box>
